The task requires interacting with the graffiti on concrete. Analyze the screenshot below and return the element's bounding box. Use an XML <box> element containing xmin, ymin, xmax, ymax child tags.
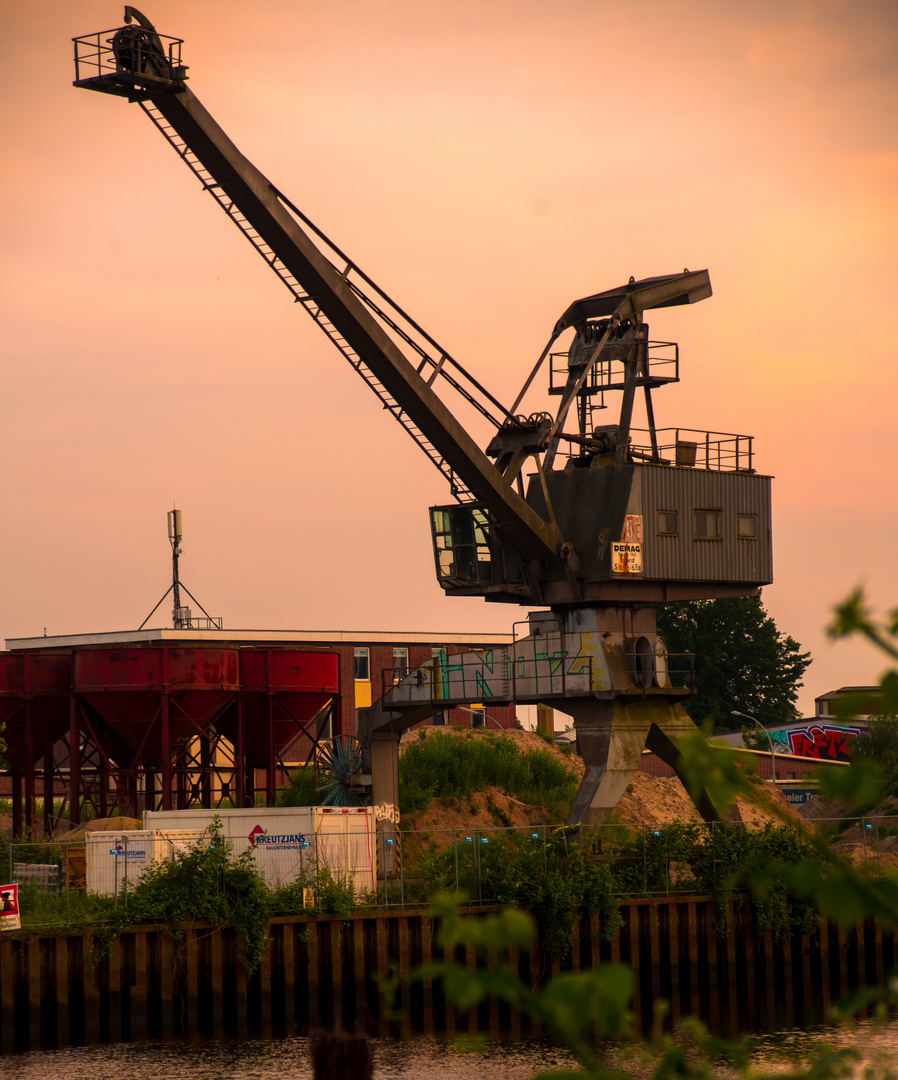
<box><xmin>392</xmin><ymin>634</ymin><xmax>612</xmax><ymax>708</ymax></box>
<box><xmin>373</xmin><ymin>803</ymin><xmax>400</xmax><ymax>825</ymax></box>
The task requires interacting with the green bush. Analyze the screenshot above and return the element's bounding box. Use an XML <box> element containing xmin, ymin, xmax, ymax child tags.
<box><xmin>278</xmin><ymin>765</ymin><xmax>317</xmax><ymax>806</ymax></box>
<box><xmin>405</xmin><ymin>827</ymin><xmax>622</xmax><ymax>958</ymax></box>
<box><xmin>398</xmin><ymin>732</ymin><xmax>579</xmax><ymax>814</ymax></box>
<box><xmin>271</xmin><ymin>867</ymin><xmax>356</xmax><ymax>918</ymax></box>
<box><xmin>609</xmin><ymin>820</ymin><xmax>821</xmax><ymax>939</ymax></box>
<box><xmin>110</xmin><ymin>818</ymin><xmax>271</xmax><ymax>973</ymax></box>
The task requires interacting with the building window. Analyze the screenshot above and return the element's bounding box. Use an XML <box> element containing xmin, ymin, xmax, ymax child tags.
<box><xmin>392</xmin><ymin>647</ymin><xmax>409</xmax><ymax>681</ymax></box>
<box><xmin>694</xmin><ymin>509</ymin><xmax>721</xmax><ymax>540</ymax></box>
<box><xmin>657</xmin><ymin>510</ymin><xmax>678</xmax><ymax>536</ymax></box>
<box><xmin>470</xmin><ymin>704</ymin><xmax>485</xmax><ymax>728</ymax></box>
<box><xmin>738</xmin><ymin>514</ymin><xmax>758</xmax><ymax>539</ymax></box>
<box><xmin>353</xmin><ymin>647</ymin><xmax>370</xmax><ymax>681</ymax></box>
<box><xmin>432</xmin><ymin>711</ymin><xmax>446</xmax><ymax>726</ymax></box>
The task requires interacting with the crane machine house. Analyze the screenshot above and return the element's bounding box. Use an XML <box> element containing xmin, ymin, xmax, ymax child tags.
<box><xmin>85</xmin><ymin>807</ymin><xmax>378</xmax><ymax>897</ymax></box>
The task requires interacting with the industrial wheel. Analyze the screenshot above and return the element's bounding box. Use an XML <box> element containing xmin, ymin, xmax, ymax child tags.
<box><xmin>314</xmin><ymin>736</ymin><xmax>366</xmax><ymax>806</ymax></box>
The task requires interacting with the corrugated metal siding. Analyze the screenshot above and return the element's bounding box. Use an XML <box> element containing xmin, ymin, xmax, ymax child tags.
<box><xmin>640</xmin><ymin>466</ymin><xmax>772</xmax><ymax>583</ymax></box>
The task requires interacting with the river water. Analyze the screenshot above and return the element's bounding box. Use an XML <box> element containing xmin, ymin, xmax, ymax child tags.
<box><xmin>0</xmin><ymin>1025</ymin><xmax>896</xmax><ymax>1079</ymax></box>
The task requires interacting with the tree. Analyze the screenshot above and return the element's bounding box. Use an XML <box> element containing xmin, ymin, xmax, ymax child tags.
<box><xmin>846</xmin><ymin>715</ymin><xmax>898</xmax><ymax>781</ymax></box>
<box><xmin>655</xmin><ymin>593</ymin><xmax>811</xmax><ymax>732</ymax></box>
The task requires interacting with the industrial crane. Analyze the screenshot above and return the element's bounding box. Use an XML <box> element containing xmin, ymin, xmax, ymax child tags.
<box><xmin>74</xmin><ymin>9</ymin><xmax>772</xmax><ymax>826</ymax></box>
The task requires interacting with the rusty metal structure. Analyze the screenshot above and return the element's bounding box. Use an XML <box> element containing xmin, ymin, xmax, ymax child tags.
<box><xmin>0</xmin><ymin>640</ymin><xmax>339</xmax><ymax>836</ymax></box>
<box><xmin>71</xmin><ymin>9</ymin><xmax>772</xmax><ymax>826</ymax></box>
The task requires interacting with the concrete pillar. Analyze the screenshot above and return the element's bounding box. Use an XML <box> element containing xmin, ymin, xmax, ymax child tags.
<box><xmin>368</xmin><ymin>730</ymin><xmax>401</xmax><ymax>819</ymax></box>
<box><xmin>536</xmin><ymin>703</ymin><xmax>554</xmax><ymax>739</ymax></box>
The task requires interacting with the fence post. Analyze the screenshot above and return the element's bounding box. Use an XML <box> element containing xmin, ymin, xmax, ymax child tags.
<box><xmin>711</xmin><ymin>820</ymin><xmax>716</xmax><ymax>893</ymax></box>
<box><xmin>399</xmin><ymin>831</ymin><xmax>405</xmax><ymax>907</ymax></box>
<box><xmin>642</xmin><ymin>826</ymin><xmax>647</xmax><ymax>897</ymax></box>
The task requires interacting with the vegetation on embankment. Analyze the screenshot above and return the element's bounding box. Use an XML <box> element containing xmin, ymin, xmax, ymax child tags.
<box><xmin>397</xmin><ymin>728</ymin><xmax>580</xmax><ymax>819</ymax></box>
<box><xmin>8</xmin><ymin>724</ymin><xmax>885</xmax><ymax>966</ymax></box>
<box><xmin>11</xmin><ymin>813</ymin><xmax>828</xmax><ymax>967</ymax></box>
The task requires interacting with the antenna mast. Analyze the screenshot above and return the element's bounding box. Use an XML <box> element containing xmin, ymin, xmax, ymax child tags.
<box><xmin>167</xmin><ymin>508</ymin><xmax>184</xmax><ymax>628</ymax></box>
<box><xmin>137</xmin><ymin>507</ymin><xmax>222</xmax><ymax>631</ymax></box>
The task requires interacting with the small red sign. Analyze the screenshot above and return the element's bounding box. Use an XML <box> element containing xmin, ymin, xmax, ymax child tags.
<box><xmin>0</xmin><ymin>884</ymin><xmax>20</xmax><ymax>931</ymax></box>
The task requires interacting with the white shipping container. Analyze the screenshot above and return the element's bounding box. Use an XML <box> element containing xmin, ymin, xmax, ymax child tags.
<box><xmin>85</xmin><ymin>830</ymin><xmax>206</xmax><ymax>896</ymax></box>
<box><xmin>143</xmin><ymin>806</ymin><xmax>377</xmax><ymax>894</ymax></box>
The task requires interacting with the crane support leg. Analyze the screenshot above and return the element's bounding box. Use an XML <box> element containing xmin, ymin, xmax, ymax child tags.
<box><xmin>563</xmin><ymin>699</ymin><xmax>741</xmax><ymax>826</ymax></box>
<box><xmin>359</xmin><ymin>701</ymin><xmax>444</xmax><ymax>822</ymax></box>
<box><xmin>367</xmin><ymin>729</ymin><xmax>401</xmax><ymax>818</ymax></box>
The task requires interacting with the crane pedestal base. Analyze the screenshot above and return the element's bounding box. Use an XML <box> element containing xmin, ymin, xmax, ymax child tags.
<box><xmin>563</xmin><ymin>698</ymin><xmax>741</xmax><ymax>827</ymax></box>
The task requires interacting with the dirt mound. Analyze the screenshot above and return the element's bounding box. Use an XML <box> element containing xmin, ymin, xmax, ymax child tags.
<box><xmin>0</xmin><ymin>813</ymin><xmax>144</xmax><ymax>844</ymax></box>
<box><xmin>57</xmin><ymin>817</ymin><xmax>143</xmax><ymax>844</ymax></box>
<box><xmin>796</xmin><ymin>795</ymin><xmax>851</xmax><ymax>825</ymax></box>
<box><xmin>402</xmin><ymin>785</ymin><xmax>551</xmax><ymax>862</ymax></box>
<box><xmin>614</xmin><ymin>772</ymin><xmax>702</xmax><ymax>825</ymax></box>
<box><xmin>399</xmin><ymin>727</ymin><xmax>796</xmax><ymax>834</ymax></box>
<box><xmin>830</xmin><ymin>840</ymin><xmax>898</xmax><ymax>873</ymax></box>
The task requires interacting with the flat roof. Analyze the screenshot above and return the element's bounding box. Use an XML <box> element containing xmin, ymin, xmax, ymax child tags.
<box><xmin>4</xmin><ymin>627</ymin><xmax>516</xmax><ymax>651</ymax></box>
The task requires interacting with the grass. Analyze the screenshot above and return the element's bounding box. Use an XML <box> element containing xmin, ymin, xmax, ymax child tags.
<box><xmin>397</xmin><ymin>731</ymin><xmax>579</xmax><ymax>816</ymax></box>
<box><xmin>17</xmin><ymin>885</ymin><xmax>116</xmax><ymax>932</ymax></box>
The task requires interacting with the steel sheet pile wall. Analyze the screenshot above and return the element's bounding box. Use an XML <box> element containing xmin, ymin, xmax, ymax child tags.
<box><xmin>1</xmin><ymin>897</ymin><xmax>894</xmax><ymax>1052</ymax></box>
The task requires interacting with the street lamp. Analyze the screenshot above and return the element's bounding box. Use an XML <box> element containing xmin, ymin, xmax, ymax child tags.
<box><xmin>458</xmin><ymin>706</ymin><xmax>505</xmax><ymax>732</ymax></box>
<box><xmin>731</xmin><ymin>710</ymin><xmax>776</xmax><ymax>783</ymax></box>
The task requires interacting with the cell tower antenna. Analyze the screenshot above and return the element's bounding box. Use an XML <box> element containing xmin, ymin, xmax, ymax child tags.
<box><xmin>168</xmin><ymin>507</ymin><xmax>184</xmax><ymax>628</ymax></box>
<box><xmin>137</xmin><ymin>508</ymin><xmax>223</xmax><ymax>631</ymax></box>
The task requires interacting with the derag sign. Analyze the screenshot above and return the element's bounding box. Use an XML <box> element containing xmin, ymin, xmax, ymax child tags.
<box><xmin>248</xmin><ymin>825</ymin><xmax>311</xmax><ymax>851</ymax></box>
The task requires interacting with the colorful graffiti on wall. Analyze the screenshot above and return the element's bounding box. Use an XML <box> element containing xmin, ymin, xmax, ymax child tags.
<box><xmin>768</xmin><ymin>723</ymin><xmax>864</xmax><ymax>763</ymax></box>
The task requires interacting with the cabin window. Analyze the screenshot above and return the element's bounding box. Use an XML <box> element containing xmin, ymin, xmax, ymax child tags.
<box><xmin>738</xmin><ymin>514</ymin><xmax>758</xmax><ymax>539</ymax></box>
<box><xmin>657</xmin><ymin>510</ymin><xmax>678</xmax><ymax>536</ymax></box>
<box><xmin>694</xmin><ymin>509</ymin><xmax>721</xmax><ymax>540</ymax></box>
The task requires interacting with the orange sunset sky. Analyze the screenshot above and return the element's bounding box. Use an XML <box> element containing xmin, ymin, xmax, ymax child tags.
<box><xmin>2</xmin><ymin>0</ymin><xmax>897</xmax><ymax>719</ymax></box>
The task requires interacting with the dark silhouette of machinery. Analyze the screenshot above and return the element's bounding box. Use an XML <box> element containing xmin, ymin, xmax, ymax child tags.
<box><xmin>73</xmin><ymin>10</ymin><xmax>772</xmax><ymax>826</ymax></box>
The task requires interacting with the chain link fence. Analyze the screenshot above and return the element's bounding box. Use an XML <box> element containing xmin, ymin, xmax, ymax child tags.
<box><xmin>5</xmin><ymin>813</ymin><xmax>895</xmax><ymax>916</ymax></box>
